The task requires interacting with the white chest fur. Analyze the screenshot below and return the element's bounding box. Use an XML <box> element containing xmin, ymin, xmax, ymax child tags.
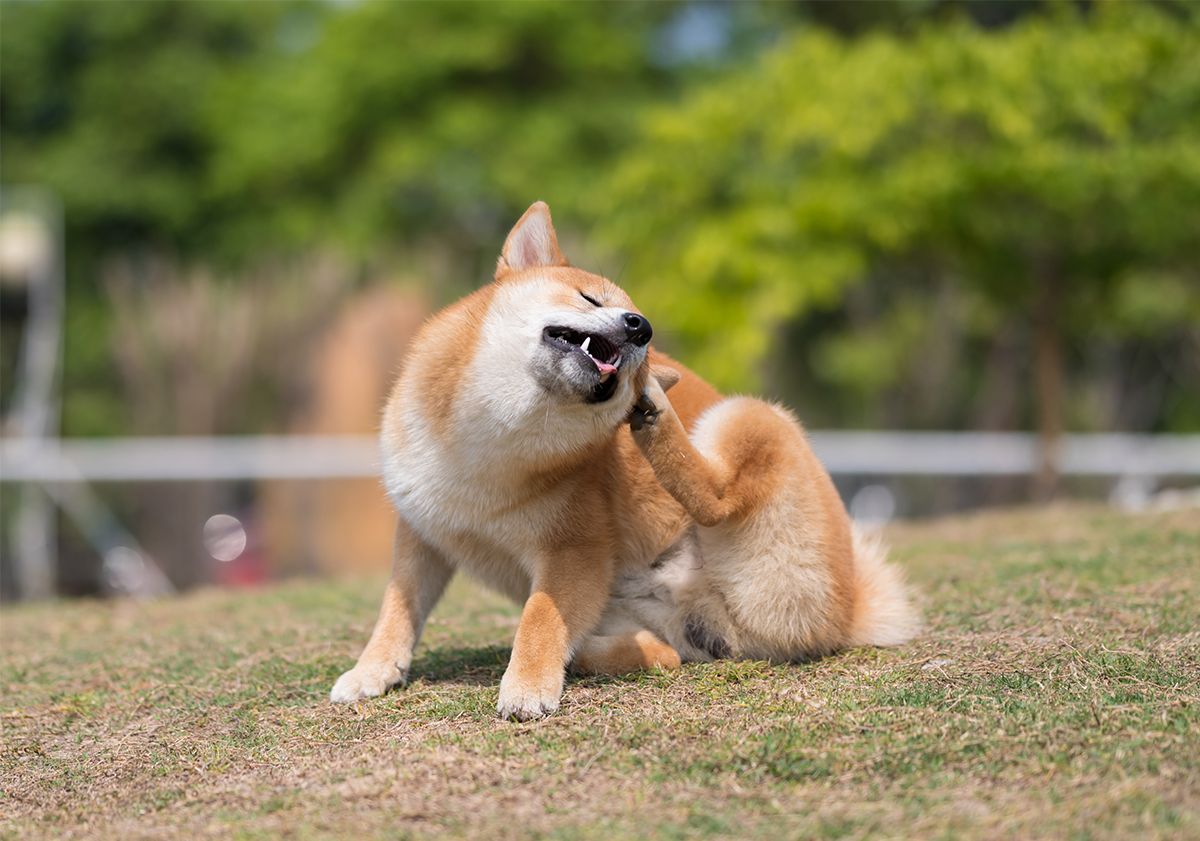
<box><xmin>380</xmin><ymin>391</ymin><xmax>582</xmax><ymax>601</ymax></box>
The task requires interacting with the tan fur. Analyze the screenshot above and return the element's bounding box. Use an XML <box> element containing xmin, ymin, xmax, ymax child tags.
<box><xmin>573</xmin><ymin>630</ymin><xmax>682</xmax><ymax>675</ymax></box>
<box><xmin>331</xmin><ymin>202</ymin><xmax>918</xmax><ymax>718</ymax></box>
<box><xmin>620</xmin><ymin>374</ymin><xmax>916</xmax><ymax>662</ymax></box>
<box><xmin>412</xmin><ymin>283</ymin><xmax>497</xmax><ymax>438</ymax></box>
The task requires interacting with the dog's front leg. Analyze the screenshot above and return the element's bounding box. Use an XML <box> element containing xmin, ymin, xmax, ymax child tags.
<box><xmin>497</xmin><ymin>553</ymin><xmax>611</xmax><ymax>721</ymax></box>
<box><xmin>330</xmin><ymin>518</ymin><xmax>453</xmax><ymax>703</ymax></box>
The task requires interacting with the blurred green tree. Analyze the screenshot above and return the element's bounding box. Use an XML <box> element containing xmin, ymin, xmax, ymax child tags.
<box><xmin>0</xmin><ymin>0</ymin><xmax>694</xmax><ymax>431</ymax></box>
<box><xmin>600</xmin><ymin>5</ymin><xmax>1200</xmax><ymax>492</ymax></box>
<box><xmin>1</xmin><ymin>1</ymin><xmax>298</xmax><ymax>434</ymax></box>
<box><xmin>202</xmin><ymin>1</ymin><xmax>690</xmax><ymax>267</ymax></box>
<box><xmin>2</xmin><ymin>0</ymin><xmax>715</xmax><ymax>270</ymax></box>
<box><xmin>3</xmin><ymin>0</ymin><xmax>1196</xmax><ymax>458</ymax></box>
<box><xmin>1</xmin><ymin>1</ymin><xmax>291</xmax><ymax>255</ymax></box>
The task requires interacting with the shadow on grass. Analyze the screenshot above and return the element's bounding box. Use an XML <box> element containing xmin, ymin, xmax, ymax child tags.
<box><xmin>409</xmin><ymin>644</ymin><xmax>510</xmax><ymax>685</ymax></box>
<box><xmin>407</xmin><ymin>644</ymin><xmax>676</xmax><ymax>688</ymax></box>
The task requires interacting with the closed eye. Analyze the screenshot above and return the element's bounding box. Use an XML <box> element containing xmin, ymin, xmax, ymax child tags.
<box><xmin>579</xmin><ymin>292</ymin><xmax>602</xmax><ymax>307</ymax></box>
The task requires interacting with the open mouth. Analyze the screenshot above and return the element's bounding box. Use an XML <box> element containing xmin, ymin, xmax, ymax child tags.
<box><xmin>543</xmin><ymin>326</ymin><xmax>622</xmax><ymax>402</ymax></box>
<box><xmin>543</xmin><ymin>326</ymin><xmax>622</xmax><ymax>378</ymax></box>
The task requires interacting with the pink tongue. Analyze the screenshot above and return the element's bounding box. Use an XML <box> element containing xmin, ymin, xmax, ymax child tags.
<box><xmin>594</xmin><ymin>359</ymin><xmax>617</xmax><ymax>377</ymax></box>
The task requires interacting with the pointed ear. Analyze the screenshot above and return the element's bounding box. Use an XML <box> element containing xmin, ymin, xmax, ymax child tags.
<box><xmin>497</xmin><ymin>201</ymin><xmax>568</xmax><ymax>276</ymax></box>
<box><xmin>651</xmin><ymin>365</ymin><xmax>681</xmax><ymax>393</ymax></box>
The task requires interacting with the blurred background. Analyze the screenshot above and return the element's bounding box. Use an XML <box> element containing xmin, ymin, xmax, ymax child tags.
<box><xmin>1</xmin><ymin>0</ymin><xmax>1197</xmax><ymax>601</ymax></box>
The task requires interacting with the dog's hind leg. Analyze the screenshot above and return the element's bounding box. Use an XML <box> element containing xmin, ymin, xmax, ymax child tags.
<box><xmin>629</xmin><ymin>369</ymin><xmax>779</xmax><ymax>528</ymax></box>
<box><xmin>572</xmin><ymin>630</ymin><xmax>681</xmax><ymax>675</ymax></box>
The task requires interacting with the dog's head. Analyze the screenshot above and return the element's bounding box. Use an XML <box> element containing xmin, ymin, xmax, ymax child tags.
<box><xmin>483</xmin><ymin>202</ymin><xmax>654</xmax><ymax>422</ymax></box>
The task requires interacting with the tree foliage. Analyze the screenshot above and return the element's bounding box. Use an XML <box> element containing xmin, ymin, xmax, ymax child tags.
<box><xmin>2</xmin><ymin>1</ymin><xmax>1196</xmax><ymax>440</ymax></box>
<box><xmin>1</xmin><ymin>1</ymin><xmax>693</xmax><ymax>270</ymax></box>
<box><xmin>0</xmin><ymin>0</ymin><xmax>691</xmax><ymax>432</ymax></box>
<box><xmin>1</xmin><ymin>2</ymin><xmax>290</xmax><ymax>255</ymax></box>
<box><xmin>600</xmin><ymin>5</ymin><xmax>1200</xmax><ymax>439</ymax></box>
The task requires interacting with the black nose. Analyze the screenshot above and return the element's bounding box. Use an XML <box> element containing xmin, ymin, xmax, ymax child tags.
<box><xmin>623</xmin><ymin>312</ymin><xmax>652</xmax><ymax>346</ymax></box>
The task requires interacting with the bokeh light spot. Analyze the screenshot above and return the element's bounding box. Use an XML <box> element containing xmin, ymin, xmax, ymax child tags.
<box><xmin>203</xmin><ymin>514</ymin><xmax>247</xmax><ymax>562</ymax></box>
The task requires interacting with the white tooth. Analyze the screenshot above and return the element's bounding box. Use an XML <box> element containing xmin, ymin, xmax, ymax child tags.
<box><xmin>614</xmin><ymin>357</ymin><xmax>622</xmax><ymax>369</ymax></box>
<box><xmin>580</xmin><ymin>336</ymin><xmax>591</xmax><ymax>354</ymax></box>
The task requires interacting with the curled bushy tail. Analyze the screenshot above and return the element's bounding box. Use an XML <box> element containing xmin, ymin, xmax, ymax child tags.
<box><xmin>847</xmin><ymin>527</ymin><xmax>921</xmax><ymax>648</ymax></box>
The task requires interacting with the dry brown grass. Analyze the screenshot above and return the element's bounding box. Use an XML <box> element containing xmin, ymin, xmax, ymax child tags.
<box><xmin>2</xmin><ymin>504</ymin><xmax>1197</xmax><ymax>839</ymax></box>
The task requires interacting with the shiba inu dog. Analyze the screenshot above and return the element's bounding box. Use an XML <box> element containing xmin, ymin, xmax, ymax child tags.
<box><xmin>330</xmin><ymin>202</ymin><xmax>918</xmax><ymax>719</ymax></box>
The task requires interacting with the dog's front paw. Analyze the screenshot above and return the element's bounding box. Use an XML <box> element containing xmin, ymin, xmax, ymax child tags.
<box><xmin>496</xmin><ymin>667</ymin><xmax>563</xmax><ymax>721</ymax></box>
<box><xmin>329</xmin><ymin>660</ymin><xmax>405</xmax><ymax>704</ymax></box>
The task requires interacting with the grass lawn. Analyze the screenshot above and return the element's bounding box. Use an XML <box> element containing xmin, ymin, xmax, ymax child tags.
<box><xmin>2</xmin><ymin>504</ymin><xmax>1197</xmax><ymax>839</ymax></box>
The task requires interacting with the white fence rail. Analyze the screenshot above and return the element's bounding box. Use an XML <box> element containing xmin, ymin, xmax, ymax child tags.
<box><xmin>3</xmin><ymin>432</ymin><xmax>1199</xmax><ymax>482</ymax></box>
<box><xmin>3</xmin><ymin>432</ymin><xmax>1196</xmax><ymax>601</ymax></box>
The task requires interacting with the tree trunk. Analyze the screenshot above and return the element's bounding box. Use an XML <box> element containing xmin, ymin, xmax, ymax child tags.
<box><xmin>973</xmin><ymin>321</ymin><xmax>1025</xmax><ymax>507</ymax></box>
<box><xmin>1032</xmin><ymin>267</ymin><xmax>1064</xmax><ymax>501</ymax></box>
